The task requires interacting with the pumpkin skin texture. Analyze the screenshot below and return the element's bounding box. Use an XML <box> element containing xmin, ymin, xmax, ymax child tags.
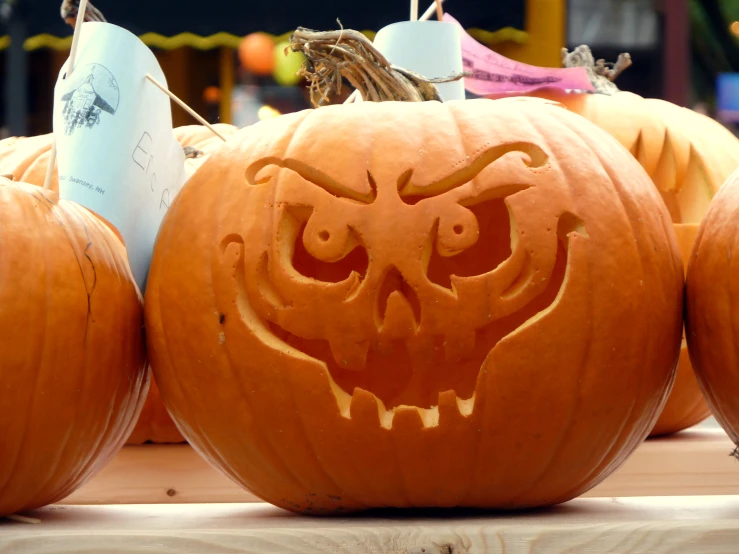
<box><xmin>124</xmin><ymin>378</ymin><xmax>185</xmax><ymax>445</ymax></box>
<box><xmin>0</xmin><ymin>180</ymin><xmax>148</xmax><ymax>516</ymax></box>
<box><xmin>686</xmin><ymin>170</ymin><xmax>739</xmax><ymax>447</ymax></box>
<box><xmin>145</xmin><ymin>98</ymin><xmax>683</xmax><ymax>513</ymax></box>
<box><xmin>501</xmin><ymin>90</ymin><xmax>739</xmax><ymax>436</ymax></box>
<box><xmin>0</xmin><ymin>134</ymin><xmax>58</xmax><ymax>193</ymax></box>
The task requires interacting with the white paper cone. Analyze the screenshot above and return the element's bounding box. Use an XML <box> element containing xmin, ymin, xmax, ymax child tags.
<box><xmin>372</xmin><ymin>20</ymin><xmax>465</xmax><ymax>101</ymax></box>
<box><xmin>53</xmin><ymin>22</ymin><xmax>186</xmax><ymax>291</ymax></box>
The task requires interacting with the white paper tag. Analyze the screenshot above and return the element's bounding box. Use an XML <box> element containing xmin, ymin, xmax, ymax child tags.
<box><xmin>53</xmin><ymin>22</ymin><xmax>186</xmax><ymax>291</ymax></box>
<box><xmin>372</xmin><ymin>21</ymin><xmax>465</xmax><ymax>102</ymax></box>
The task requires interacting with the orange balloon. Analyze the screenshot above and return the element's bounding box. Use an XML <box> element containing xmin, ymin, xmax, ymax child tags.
<box><xmin>203</xmin><ymin>86</ymin><xmax>221</xmax><ymax>104</ymax></box>
<box><xmin>238</xmin><ymin>32</ymin><xmax>275</xmax><ymax>76</ymax></box>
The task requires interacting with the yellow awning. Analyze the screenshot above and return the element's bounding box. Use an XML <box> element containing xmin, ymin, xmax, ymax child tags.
<box><xmin>2</xmin><ymin>27</ymin><xmax>527</xmax><ymax>52</ymax></box>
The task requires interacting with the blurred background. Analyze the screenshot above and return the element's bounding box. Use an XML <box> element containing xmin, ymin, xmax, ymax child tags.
<box><xmin>0</xmin><ymin>0</ymin><xmax>736</xmax><ymax>139</ymax></box>
<box><xmin>0</xmin><ymin>0</ymin><xmax>704</xmax><ymax>135</ymax></box>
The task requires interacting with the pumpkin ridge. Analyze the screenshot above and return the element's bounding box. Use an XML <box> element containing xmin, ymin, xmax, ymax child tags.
<box><xmin>535</xmin><ymin>110</ymin><xmax>677</xmax><ymax>492</ymax></box>
<box><xmin>588</xmin><ymin>144</ymin><xmax>679</xmax><ymax>468</ymax></box>
<box><xmin>209</xmin><ymin>195</ymin><xmax>324</xmax><ymax>500</ymax></box>
<box><xmin>495</xmin><ymin>114</ymin><xmax>597</xmax><ymax>505</ymax></box>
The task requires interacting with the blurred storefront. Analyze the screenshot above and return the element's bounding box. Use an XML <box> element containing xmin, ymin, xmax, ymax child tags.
<box><xmin>0</xmin><ymin>0</ymin><xmax>544</xmax><ymax>136</ymax></box>
<box><xmin>0</xmin><ymin>0</ymin><xmax>713</xmax><ymax>137</ymax></box>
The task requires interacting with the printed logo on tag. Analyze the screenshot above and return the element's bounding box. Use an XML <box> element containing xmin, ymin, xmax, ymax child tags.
<box><xmin>60</xmin><ymin>64</ymin><xmax>120</xmax><ymax>136</ymax></box>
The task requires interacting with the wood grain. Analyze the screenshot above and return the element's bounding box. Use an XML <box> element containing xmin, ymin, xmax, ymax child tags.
<box><xmin>4</xmin><ymin>497</ymin><xmax>739</xmax><ymax>553</ymax></box>
<box><xmin>59</xmin><ymin>429</ymin><xmax>739</xmax><ymax>505</ymax></box>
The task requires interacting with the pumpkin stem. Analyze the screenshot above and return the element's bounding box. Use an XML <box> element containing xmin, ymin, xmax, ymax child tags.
<box><xmin>60</xmin><ymin>0</ymin><xmax>107</xmax><ymax>27</ymax></box>
<box><xmin>288</xmin><ymin>25</ymin><xmax>467</xmax><ymax>107</ymax></box>
<box><xmin>561</xmin><ymin>45</ymin><xmax>632</xmax><ymax>95</ymax></box>
<box><xmin>731</xmin><ymin>445</ymin><xmax>739</xmax><ymax>461</ymax></box>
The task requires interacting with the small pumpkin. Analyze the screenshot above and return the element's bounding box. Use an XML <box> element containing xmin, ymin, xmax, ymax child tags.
<box><xmin>686</xmin><ymin>169</ymin><xmax>739</xmax><ymax>449</ymax></box>
<box><xmin>177</xmin><ymin>123</ymin><xmax>239</xmax><ymax>180</ymax></box>
<box><xmin>145</xmin><ymin>97</ymin><xmax>683</xmax><ymax>513</ymax></box>
<box><xmin>0</xmin><ymin>134</ymin><xmax>58</xmax><ymax>193</ymax></box>
<box><xmin>0</xmin><ymin>125</ymin><xmax>236</xmax><ymax>446</ymax></box>
<box><xmin>0</xmin><ymin>179</ymin><xmax>147</xmax><ymax>516</ymax></box>
<box><xmin>493</xmin><ymin>46</ymin><xmax>739</xmax><ymax>436</ymax></box>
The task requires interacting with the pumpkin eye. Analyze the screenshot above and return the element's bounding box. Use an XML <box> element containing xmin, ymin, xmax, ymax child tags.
<box><xmin>285</xmin><ymin>207</ymin><xmax>369</xmax><ymax>284</ymax></box>
<box><xmin>426</xmin><ymin>198</ymin><xmax>512</xmax><ymax>291</ymax></box>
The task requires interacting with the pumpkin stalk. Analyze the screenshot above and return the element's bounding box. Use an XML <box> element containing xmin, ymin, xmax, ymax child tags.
<box><xmin>561</xmin><ymin>45</ymin><xmax>632</xmax><ymax>95</ymax></box>
<box><xmin>289</xmin><ymin>26</ymin><xmax>467</xmax><ymax>107</ymax></box>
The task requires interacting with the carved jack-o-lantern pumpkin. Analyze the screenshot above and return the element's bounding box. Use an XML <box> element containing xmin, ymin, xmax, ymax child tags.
<box><xmin>145</xmin><ymin>98</ymin><xmax>683</xmax><ymax>513</ymax></box>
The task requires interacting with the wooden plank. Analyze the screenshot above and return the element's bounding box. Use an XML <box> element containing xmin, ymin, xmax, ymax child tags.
<box><xmin>61</xmin><ymin>429</ymin><xmax>739</xmax><ymax>505</ymax></box>
<box><xmin>4</xmin><ymin>497</ymin><xmax>739</xmax><ymax>553</ymax></box>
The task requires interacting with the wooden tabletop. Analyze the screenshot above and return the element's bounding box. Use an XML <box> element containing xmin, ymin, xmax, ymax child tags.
<box><xmin>60</xmin><ymin>429</ymin><xmax>739</xmax><ymax>506</ymax></box>
<box><xmin>4</xmin><ymin>496</ymin><xmax>739</xmax><ymax>553</ymax></box>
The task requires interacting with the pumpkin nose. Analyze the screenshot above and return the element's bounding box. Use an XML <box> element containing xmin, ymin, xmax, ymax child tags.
<box><xmin>375</xmin><ymin>266</ymin><xmax>422</xmax><ymax>337</ymax></box>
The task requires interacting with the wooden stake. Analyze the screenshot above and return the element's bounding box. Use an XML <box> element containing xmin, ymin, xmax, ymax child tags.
<box><xmin>44</xmin><ymin>0</ymin><xmax>90</xmax><ymax>190</ymax></box>
<box><xmin>434</xmin><ymin>0</ymin><xmax>444</xmax><ymax>20</ymax></box>
<box><xmin>420</xmin><ymin>0</ymin><xmax>446</xmax><ymax>22</ymax></box>
<box><xmin>67</xmin><ymin>0</ymin><xmax>89</xmax><ymax>74</ymax></box>
<box><xmin>145</xmin><ymin>74</ymin><xmax>226</xmax><ymax>141</ymax></box>
<box><xmin>410</xmin><ymin>0</ymin><xmax>419</xmax><ymax>21</ymax></box>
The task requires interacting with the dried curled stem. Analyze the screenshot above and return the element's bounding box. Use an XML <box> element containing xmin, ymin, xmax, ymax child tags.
<box><xmin>289</xmin><ymin>26</ymin><xmax>467</xmax><ymax>107</ymax></box>
<box><xmin>60</xmin><ymin>0</ymin><xmax>107</xmax><ymax>27</ymax></box>
<box><xmin>561</xmin><ymin>45</ymin><xmax>632</xmax><ymax>95</ymax></box>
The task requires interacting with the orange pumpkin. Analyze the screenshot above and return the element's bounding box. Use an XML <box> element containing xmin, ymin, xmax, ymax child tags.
<box><xmin>145</xmin><ymin>98</ymin><xmax>683</xmax><ymax>513</ymax></box>
<box><xmin>686</xmin><ymin>169</ymin><xmax>739</xmax><ymax>448</ymax></box>
<box><xmin>0</xmin><ymin>179</ymin><xmax>147</xmax><ymax>516</ymax></box>
<box><xmin>124</xmin><ymin>378</ymin><xmax>185</xmax><ymax>445</ymax></box>
<box><xmin>0</xmin><ymin>134</ymin><xmax>58</xmax><ymax>193</ymax></box>
<box><xmin>493</xmin><ymin>56</ymin><xmax>739</xmax><ymax>436</ymax></box>
<box><xmin>177</xmin><ymin>124</ymin><xmax>238</xmax><ymax>180</ymax></box>
<box><xmin>0</xmin><ymin>126</ymin><xmax>236</xmax><ymax>446</ymax></box>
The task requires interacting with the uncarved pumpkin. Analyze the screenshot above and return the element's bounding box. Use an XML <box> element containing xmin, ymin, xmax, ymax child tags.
<box><xmin>497</xmin><ymin>86</ymin><xmax>739</xmax><ymax>436</ymax></box>
<box><xmin>176</xmin><ymin>123</ymin><xmax>239</xmax><ymax>180</ymax></box>
<box><xmin>0</xmin><ymin>126</ymin><xmax>236</xmax><ymax>446</ymax></box>
<box><xmin>0</xmin><ymin>179</ymin><xmax>148</xmax><ymax>516</ymax></box>
<box><xmin>145</xmin><ymin>98</ymin><xmax>683</xmax><ymax>513</ymax></box>
<box><xmin>0</xmin><ymin>134</ymin><xmax>58</xmax><ymax>193</ymax></box>
<box><xmin>686</xmin><ymin>168</ymin><xmax>739</xmax><ymax>447</ymax></box>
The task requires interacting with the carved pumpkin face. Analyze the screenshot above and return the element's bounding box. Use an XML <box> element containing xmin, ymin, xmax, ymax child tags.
<box><xmin>146</xmin><ymin>98</ymin><xmax>684</xmax><ymax>513</ymax></box>
<box><xmin>241</xmin><ymin>137</ymin><xmax>573</xmax><ymax>411</ymax></box>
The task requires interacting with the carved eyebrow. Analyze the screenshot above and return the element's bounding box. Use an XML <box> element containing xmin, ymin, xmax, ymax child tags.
<box><xmin>245</xmin><ymin>157</ymin><xmax>376</xmax><ymax>204</ymax></box>
<box><xmin>397</xmin><ymin>141</ymin><xmax>549</xmax><ymax>199</ymax></box>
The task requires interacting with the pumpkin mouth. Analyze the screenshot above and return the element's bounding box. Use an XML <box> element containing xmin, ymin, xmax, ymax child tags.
<box><xmin>247</xmin><ymin>203</ymin><xmax>579</xmax><ymax>425</ymax></box>
<box><xmin>262</xmin><ymin>237</ymin><xmax>570</xmax><ymax>427</ymax></box>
